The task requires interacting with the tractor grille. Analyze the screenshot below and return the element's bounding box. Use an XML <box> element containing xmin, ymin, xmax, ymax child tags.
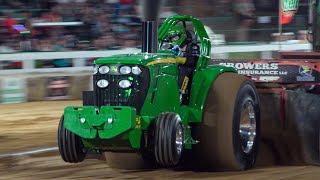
<box><xmin>93</xmin><ymin>65</ymin><xmax>149</xmax><ymax>114</ymax></box>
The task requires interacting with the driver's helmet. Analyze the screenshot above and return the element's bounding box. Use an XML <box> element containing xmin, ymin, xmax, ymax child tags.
<box><xmin>165</xmin><ymin>26</ymin><xmax>187</xmax><ymax>47</ymax></box>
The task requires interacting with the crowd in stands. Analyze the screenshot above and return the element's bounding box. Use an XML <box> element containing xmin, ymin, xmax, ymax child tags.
<box><xmin>0</xmin><ymin>0</ymin><xmax>309</xmax><ymax>69</ymax></box>
<box><xmin>0</xmin><ymin>0</ymin><xmax>141</xmax><ymax>53</ymax></box>
<box><xmin>1</xmin><ymin>0</ymin><xmax>308</xmax><ymax>54</ymax></box>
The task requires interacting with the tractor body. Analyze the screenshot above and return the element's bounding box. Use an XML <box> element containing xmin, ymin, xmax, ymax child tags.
<box><xmin>59</xmin><ymin>16</ymin><xmax>260</xmax><ymax>171</ymax></box>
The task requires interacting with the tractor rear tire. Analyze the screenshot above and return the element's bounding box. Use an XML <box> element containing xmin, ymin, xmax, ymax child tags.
<box><xmin>58</xmin><ymin>115</ymin><xmax>87</xmax><ymax>163</ymax></box>
<box><xmin>193</xmin><ymin>72</ymin><xmax>260</xmax><ymax>171</ymax></box>
<box><xmin>154</xmin><ymin>112</ymin><xmax>184</xmax><ymax>167</ymax></box>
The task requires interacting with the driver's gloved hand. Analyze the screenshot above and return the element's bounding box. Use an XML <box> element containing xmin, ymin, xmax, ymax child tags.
<box><xmin>171</xmin><ymin>45</ymin><xmax>180</xmax><ymax>52</ymax></box>
<box><xmin>171</xmin><ymin>45</ymin><xmax>184</xmax><ymax>56</ymax></box>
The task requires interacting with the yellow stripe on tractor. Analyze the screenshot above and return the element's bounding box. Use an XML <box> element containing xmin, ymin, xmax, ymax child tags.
<box><xmin>147</xmin><ymin>57</ymin><xmax>186</xmax><ymax>66</ymax></box>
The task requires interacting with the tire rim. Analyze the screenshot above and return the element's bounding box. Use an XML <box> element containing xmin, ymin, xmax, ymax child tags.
<box><xmin>175</xmin><ymin>123</ymin><xmax>184</xmax><ymax>155</ymax></box>
<box><xmin>239</xmin><ymin>100</ymin><xmax>256</xmax><ymax>154</ymax></box>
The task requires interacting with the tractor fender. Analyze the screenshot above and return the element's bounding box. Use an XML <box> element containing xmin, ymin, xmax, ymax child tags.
<box><xmin>186</xmin><ymin>65</ymin><xmax>237</xmax><ymax>123</ymax></box>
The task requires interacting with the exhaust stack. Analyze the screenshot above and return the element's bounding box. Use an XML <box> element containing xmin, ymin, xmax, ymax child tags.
<box><xmin>142</xmin><ymin>21</ymin><xmax>157</xmax><ymax>53</ymax></box>
<box><xmin>140</xmin><ymin>0</ymin><xmax>163</xmax><ymax>53</ymax></box>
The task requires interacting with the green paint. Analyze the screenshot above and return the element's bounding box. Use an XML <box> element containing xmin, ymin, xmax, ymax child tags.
<box><xmin>64</xmin><ymin>106</ymin><xmax>138</xmax><ymax>139</ymax></box>
<box><xmin>128</xmin><ymin>130</ymin><xmax>142</xmax><ymax>149</ymax></box>
<box><xmin>188</xmin><ymin>65</ymin><xmax>237</xmax><ymax>123</ymax></box>
<box><xmin>110</xmin><ymin>65</ymin><xmax>118</xmax><ymax>73</ymax></box>
<box><xmin>124</xmin><ymin>89</ymin><xmax>132</xmax><ymax>99</ymax></box>
<box><xmin>94</xmin><ymin>53</ymin><xmax>174</xmax><ymax>66</ymax></box>
<box><xmin>140</xmin><ymin>64</ymin><xmax>181</xmax><ymax>116</ymax></box>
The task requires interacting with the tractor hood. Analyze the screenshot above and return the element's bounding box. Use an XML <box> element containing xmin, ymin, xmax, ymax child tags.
<box><xmin>94</xmin><ymin>52</ymin><xmax>177</xmax><ymax>66</ymax></box>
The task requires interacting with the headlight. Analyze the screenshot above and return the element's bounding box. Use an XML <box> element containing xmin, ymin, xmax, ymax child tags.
<box><xmin>118</xmin><ymin>79</ymin><xmax>131</xmax><ymax>89</ymax></box>
<box><xmin>120</xmin><ymin>66</ymin><xmax>131</xmax><ymax>74</ymax></box>
<box><xmin>99</xmin><ymin>66</ymin><xmax>110</xmax><ymax>74</ymax></box>
<box><xmin>97</xmin><ymin>79</ymin><xmax>109</xmax><ymax>88</ymax></box>
<box><xmin>93</xmin><ymin>65</ymin><xmax>99</xmax><ymax>74</ymax></box>
<box><xmin>131</xmin><ymin>66</ymin><xmax>142</xmax><ymax>75</ymax></box>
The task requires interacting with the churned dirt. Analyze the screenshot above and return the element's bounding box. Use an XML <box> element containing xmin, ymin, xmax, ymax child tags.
<box><xmin>0</xmin><ymin>101</ymin><xmax>81</xmax><ymax>153</ymax></box>
<box><xmin>0</xmin><ymin>101</ymin><xmax>320</xmax><ymax>179</ymax></box>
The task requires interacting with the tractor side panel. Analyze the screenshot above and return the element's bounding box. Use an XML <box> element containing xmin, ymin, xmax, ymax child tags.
<box><xmin>187</xmin><ymin>65</ymin><xmax>237</xmax><ymax>123</ymax></box>
<box><xmin>140</xmin><ymin>64</ymin><xmax>181</xmax><ymax>117</ymax></box>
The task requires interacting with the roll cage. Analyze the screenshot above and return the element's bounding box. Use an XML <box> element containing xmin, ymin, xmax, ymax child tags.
<box><xmin>158</xmin><ymin>15</ymin><xmax>212</xmax><ymax>70</ymax></box>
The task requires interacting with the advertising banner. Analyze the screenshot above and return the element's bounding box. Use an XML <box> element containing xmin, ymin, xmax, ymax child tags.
<box><xmin>212</xmin><ymin>59</ymin><xmax>320</xmax><ymax>83</ymax></box>
<box><xmin>0</xmin><ymin>78</ymin><xmax>26</xmax><ymax>104</ymax></box>
<box><xmin>281</xmin><ymin>0</ymin><xmax>300</xmax><ymax>24</ymax></box>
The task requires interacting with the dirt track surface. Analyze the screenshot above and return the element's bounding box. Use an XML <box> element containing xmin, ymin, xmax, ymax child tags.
<box><xmin>0</xmin><ymin>101</ymin><xmax>320</xmax><ymax>179</ymax></box>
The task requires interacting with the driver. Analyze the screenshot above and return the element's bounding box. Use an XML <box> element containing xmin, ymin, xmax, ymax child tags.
<box><xmin>162</xmin><ymin>26</ymin><xmax>199</xmax><ymax>67</ymax></box>
<box><xmin>162</xmin><ymin>26</ymin><xmax>200</xmax><ymax>105</ymax></box>
<box><xmin>162</xmin><ymin>26</ymin><xmax>190</xmax><ymax>56</ymax></box>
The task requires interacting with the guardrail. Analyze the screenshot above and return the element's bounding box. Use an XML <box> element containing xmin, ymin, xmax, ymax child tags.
<box><xmin>0</xmin><ymin>43</ymin><xmax>312</xmax><ymax>75</ymax></box>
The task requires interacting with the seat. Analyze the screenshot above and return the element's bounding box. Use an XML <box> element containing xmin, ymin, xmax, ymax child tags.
<box><xmin>184</xmin><ymin>41</ymin><xmax>200</xmax><ymax>67</ymax></box>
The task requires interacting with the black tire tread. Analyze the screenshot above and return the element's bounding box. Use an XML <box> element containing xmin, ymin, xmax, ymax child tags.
<box><xmin>155</xmin><ymin>112</ymin><xmax>184</xmax><ymax>167</ymax></box>
<box><xmin>58</xmin><ymin>115</ymin><xmax>86</xmax><ymax>163</ymax></box>
<box><xmin>193</xmin><ymin>72</ymin><xmax>260</xmax><ymax>171</ymax></box>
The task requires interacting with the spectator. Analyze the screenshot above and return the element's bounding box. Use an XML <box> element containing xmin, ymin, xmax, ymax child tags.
<box><xmin>0</xmin><ymin>0</ymin><xmax>141</xmax><ymax>51</ymax></box>
<box><xmin>7</xmin><ymin>0</ymin><xmax>25</xmax><ymax>9</ymax></box>
<box><xmin>64</xmin><ymin>34</ymin><xmax>78</xmax><ymax>49</ymax></box>
<box><xmin>38</xmin><ymin>39</ymin><xmax>53</xmax><ymax>51</ymax></box>
<box><xmin>116</xmin><ymin>0</ymin><xmax>135</xmax><ymax>16</ymax></box>
<box><xmin>30</xmin><ymin>39</ymin><xmax>40</xmax><ymax>51</ymax></box>
<box><xmin>42</xmin><ymin>11</ymin><xmax>61</xmax><ymax>22</ymax></box>
<box><xmin>75</xmin><ymin>40</ymin><xmax>91</xmax><ymax>50</ymax></box>
<box><xmin>160</xmin><ymin>7</ymin><xmax>178</xmax><ymax>19</ymax></box>
<box><xmin>3</xmin><ymin>13</ymin><xmax>18</xmax><ymax>35</ymax></box>
<box><xmin>106</xmin><ymin>0</ymin><xmax>121</xmax><ymax>17</ymax></box>
<box><xmin>232</xmin><ymin>0</ymin><xmax>256</xmax><ymax>42</ymax></box>
<box><xmin>21</xmin><ymin>10</ymin><xmax>33</xmax><ymax>30</ymax></box>
<box><xmin>19</xmin><ymin>37</ymin><xmax>32</xmax><ymax>51</ymax></box>
<box><xmin>104</xmin><ymin>33</ymin><xmax>119</xmax><ymax>48</ymax></box>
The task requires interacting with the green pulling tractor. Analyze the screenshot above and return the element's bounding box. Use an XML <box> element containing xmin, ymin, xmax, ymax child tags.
<box><xmin>58</xmin><ymin>15</ymin><xmax>261</xmax><ymax>171</ymax></box>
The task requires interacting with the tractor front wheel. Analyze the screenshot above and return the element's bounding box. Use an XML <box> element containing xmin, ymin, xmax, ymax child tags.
<box><xmin>154</xmin><ymin>112</ymin><xmax>185</xmax><ymax>167</ymax></box>
<box><xmin>58</xmin><ymin>115</ymin><xmax>87</xmax><ymax>163</ymax></box>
